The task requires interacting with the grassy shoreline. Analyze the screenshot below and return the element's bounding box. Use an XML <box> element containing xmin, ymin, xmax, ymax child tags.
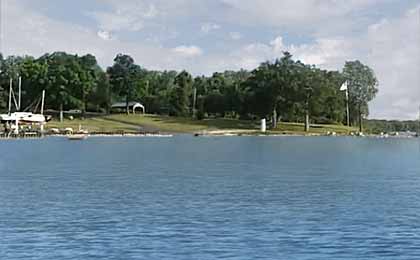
<box><xmin>46</xmin><ymin>114</ymin><xmax>358</xmax><ymax>136</ymax></box>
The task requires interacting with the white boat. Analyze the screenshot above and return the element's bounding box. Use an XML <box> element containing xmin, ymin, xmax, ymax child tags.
<box><xmin>67</xmin><ymin>125</ymin><xmax>89</xmax><ymax>140</ymax></box>
<box><xmin>0</xmin><ymin>112</ymin><xmax>51</xmax><ymax>124</ymax></box>
<box><xmin>67</xmin><ymin>133</ymin><xmax>88</xmax><ymax>140</ymax></box>
<box><xmin>0</xmin><ymin>78</ymin><xmax>50</xmax><ymax>137</ymax></box>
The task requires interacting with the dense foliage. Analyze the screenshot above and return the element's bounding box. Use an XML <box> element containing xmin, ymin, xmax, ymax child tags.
<box><xmin>365</xmin><ymin>119</ymin><xmax>419</xmax><ymax>134</ymax></box>
<box><xmin>0</xmin><ymin>51</ymin><xmax>383</xmax><ymax>130</ymax></box>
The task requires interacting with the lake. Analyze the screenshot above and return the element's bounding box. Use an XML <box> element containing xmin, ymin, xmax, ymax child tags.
<box><xmin>1</xmin><ymin>136</ymin><xmax>420</xmax><ymax>259</ymax></box>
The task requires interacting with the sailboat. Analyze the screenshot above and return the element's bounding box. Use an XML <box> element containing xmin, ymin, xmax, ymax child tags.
<box><xmin>0</xmin><ymin>78</ymin><xmax>51</xmax><ymax>136</ymax></box>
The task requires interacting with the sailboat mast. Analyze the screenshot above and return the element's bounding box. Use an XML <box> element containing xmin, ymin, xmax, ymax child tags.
<box><xmin>8</xmin><ymin>78</ymin><xmax>12</xmax><ymax>114</ymax></box>
<box><xmin>41</xmin><ymin>90</ymin><xmax>45</xmax><ymax>115</ymax></box>
<box><xmin>18</xmin><ymin>76</ymin><xmax>21</xmax><ymax>111</ymax></box>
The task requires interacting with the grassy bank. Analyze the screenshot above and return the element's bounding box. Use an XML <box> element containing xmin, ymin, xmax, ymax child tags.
<box><xmin>46</xmin><ymin>114</ymin><xmax>357</xmax><ymax>135</ymax></box>
<box><xmin>272</xmin><ymin>122</ymin><xmax>357</xmax><ymax>135</ymax></box>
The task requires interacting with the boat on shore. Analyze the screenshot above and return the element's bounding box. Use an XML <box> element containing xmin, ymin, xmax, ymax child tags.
<box><xmin>67</xmin><ymin>133</ymin><xmax>88</xmax><ymax>140</ymax></box>
<box><xmin>67</xmin><ymin>125</ymin><xmax>89</xmax><ymax>140</ymax></box>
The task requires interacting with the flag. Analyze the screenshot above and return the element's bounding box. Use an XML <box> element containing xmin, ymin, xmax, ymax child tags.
<box><xmin>340</xmin><ymin>81</ymin><xmax>348</xmax><ymax>91</ymax></box>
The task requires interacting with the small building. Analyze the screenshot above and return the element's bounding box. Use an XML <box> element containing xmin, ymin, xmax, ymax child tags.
<box><xmin>111</xmin><ymin>102</ymin><xmax>145</xmax><ymax>114</ymax></box>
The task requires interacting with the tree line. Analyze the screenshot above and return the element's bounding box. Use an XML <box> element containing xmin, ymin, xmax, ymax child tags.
<box><xmin>0</xmin><ymin>51</ymin><xmax>379</xmax><ymax>130</ymax></box>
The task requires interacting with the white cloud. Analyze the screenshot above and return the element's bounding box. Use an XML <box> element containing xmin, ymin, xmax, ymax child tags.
<box><xmin>89</xmin><ymin>2</ymin><xmax>159</xmax><ymax>32</ymax></box>
<box><xmin>172</xmin><ymin>45</ymin><xmax>203</xmax><ymax>57</ymax></box>
<box><xmin>143</xmin><ymin>4</ymin><xmax>159</xmax><ymax>18</ymax></box>
<box><xmin>220</xmin><ymin>0</ymin><xmax>382</xmax><ymax>35</ymax></box>
<box><xmin>225</xmin><ymin>36</ymin><xmax>352</xmax><ymax>71</ymax></box>
<box><xmin>229</xmin><ymin>32</ymin><xmax>242</xmax><ymax>40</ymax></box>
<box><xmin>97</xmin><ymin>30</ymin><xmax>113</xmax><ymax>41</ymax></box>
<box><xmin>201</xmin><ymin>23</ymin><xmax>221</xmax><ymax>33</ymax></box>
<box><xmin>363</xmin><ymin>7</ymin><xmax>420</xmax><ymax>119</ymax></box>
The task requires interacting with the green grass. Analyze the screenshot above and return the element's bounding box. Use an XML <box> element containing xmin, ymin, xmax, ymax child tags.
<box><xmin>271</xmin><ymin>122</ymin><xmax>357</xmax><ymax>135</ymax></box>
<box><xmin>46</xmin><ymin>114</ymin><xmax>356</xmax><ymax>135</ymax></box>
<box><xmin>47</xmin><ymin>117</ymin><xmax>139</xmax><ymax>133</ymax></box>
<box><xmin>106</xmin><ymin>114</ymin><xmax>257</xmax><ymax>133</ymax></box>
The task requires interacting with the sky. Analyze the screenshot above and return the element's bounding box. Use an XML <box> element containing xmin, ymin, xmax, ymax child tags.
<box><xmin>0</xmin><ymin>0</ymin><xmax>419</xmax><ymax>120</ymax></box>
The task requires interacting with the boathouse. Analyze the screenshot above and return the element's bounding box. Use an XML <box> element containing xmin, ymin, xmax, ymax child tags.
<box><xmin>111</xmin><ymin>102</ymin><xmax>146</xmax><ymax>114</ymax></box>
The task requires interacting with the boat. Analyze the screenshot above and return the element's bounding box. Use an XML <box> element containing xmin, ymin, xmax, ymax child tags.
<box><xmin>0</xmin><ymin>78</ymin><xmax>50</xmax><ymax>137</ymax></box>
<box><xmin>67</xmin><ymin>133</ymin><xmax>88</xmax><ymax>140</ymax></box>
<box><xmin>67</xmin><ymin>125</ymin><xmax>89</xmax><ymax>140</ymax></box>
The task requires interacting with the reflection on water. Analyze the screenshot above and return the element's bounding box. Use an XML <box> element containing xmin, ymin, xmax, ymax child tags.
<box><xmin>0</xmin><ymin>136</ymin><xmax>420</xmax><ymax>259</ymax></box>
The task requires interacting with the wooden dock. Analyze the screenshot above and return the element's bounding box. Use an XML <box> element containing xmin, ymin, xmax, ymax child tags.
<box><xmin>0</xmin><ymin>131</ymin><xmax>43</xmax><ymax>139</ymax></box>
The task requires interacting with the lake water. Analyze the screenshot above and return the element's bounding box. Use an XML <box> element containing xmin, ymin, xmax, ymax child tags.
<box><xmin>0</xmin><ymin>136</ymin><xmax>420</xmax><ymax>259</ymax></box>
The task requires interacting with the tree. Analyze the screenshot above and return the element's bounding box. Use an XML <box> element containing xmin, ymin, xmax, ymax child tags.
<box><xmin>0</xmin><ymin>55</ymin><xmax>27</xmax><ymax>112</ymax></box>
<box><xmin>39</xmin><ymin>52</ymin><xmax>84</xmax><ymax>121</ymax></box>
<box><xmin>242</xmin><ymin>52</ymin><xmax>304</xmax><ymax>128</ymax></box>
<box><xmin>343</xmin><ymin>61</ymin><xmax>378</xmax><ymax>132</ymax></box>
<box><xmin>88</xmin><ymin>72</ymin><xmax>111</xmax><ymax>113</ymax></box>
<box><xmin>0</xmin><ymin>50</ymin><xmax>380</xmax><ymax>130</ymax></box>
<box><xmin>18</xmin><ymin>56</ymin><xmax>49</xmax><ymax>111</ymax></box>
<box><xmin>107</xmin><ymin>54</ymin><xmax>142</xmax><ymax>114</ymax></box>
<box><xmin>168</xmin><ymin>70</ymin><xmax>192</xmax><ymax>116</ymax></box>
<box><xmin>79</xmin><ymin>54</ymin><xmax>101</xmax><ymax>116</ymax></box>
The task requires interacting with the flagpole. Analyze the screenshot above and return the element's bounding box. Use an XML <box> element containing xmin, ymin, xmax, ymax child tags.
<box><xmin>346</xmin><ymin>88</ymin><xmax>350</xmax><ymax>127</ymax></box>
<box><xmin>340</xmin><ymin>81</ymin><xmax>350</xmax><ymax>127</ymax></box>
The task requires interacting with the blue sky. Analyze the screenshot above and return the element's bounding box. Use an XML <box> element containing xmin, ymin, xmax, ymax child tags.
<box><xmin>1</xmin><ymin>0</ymin><xmax>420</xmax><ymax>119</ymax></box>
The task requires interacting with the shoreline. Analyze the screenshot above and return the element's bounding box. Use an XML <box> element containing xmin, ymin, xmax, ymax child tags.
<box><xmin>1</xmin><ymin>131</ymin><xmax>417</xmax><ymax>139</ymax></box>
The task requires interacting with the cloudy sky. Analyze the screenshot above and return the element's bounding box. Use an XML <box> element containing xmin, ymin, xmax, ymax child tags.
<box><xmin>1</xmin><ymin>0</ymin><xmax>419</xmax><ymax>119</ymax></box>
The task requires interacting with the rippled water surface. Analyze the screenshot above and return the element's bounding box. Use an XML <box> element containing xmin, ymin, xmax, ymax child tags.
<box><xmin>1</xmin><ymin>136</ymin><xmax>420</xmax><ymax>259</ymax></box>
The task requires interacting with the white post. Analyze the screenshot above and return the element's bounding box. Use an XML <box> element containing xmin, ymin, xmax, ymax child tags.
<box><xmin>192</xmin><ymin>87</ymin><xmax>197</xmax><ymax>118</ymax></box>
<box><xmin>40</xmin><ymin>90</ymin><xmax>46</xmax><ymax>136</ymax></box>
<box><xmin>14</xmin><ymin>120</ymin><xmax>19</xmax><ymax>135</ymax></box>
<box><xmin>261</xmin><ymin>118</ymin><xmax>267</xmax><ymax>133</ymax></box>
<box><xmin>41</xmin><ymin>90</ymin><xmax>45</xmax><ymax>115</ymax></box>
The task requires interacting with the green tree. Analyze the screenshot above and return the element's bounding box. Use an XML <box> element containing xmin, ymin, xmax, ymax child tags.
<box><xmin>168</xmin><ymin>70</ymin><xmax>192</xmax><ymax>116</ymax></box>
<box><xmin>79</xmin><ymin>54</ymin><xmax>101</xmax><ymax>115</ymax></box>
<box><xmin>242</xmin><ymin>52</ymin><xmax>303</xmax><ymax>127</ymax></box>
<box><xmin>88</xmin><ymin>72</ymin><xmax>111</xmax><ymax>113</ymax></box>
<box><xmin>107</xmin><ymin>54</ymin><xmax>142</xmax><ymax>114</ymax></box>
<box><xmin>343</xmin><ymin>60</ymin><xmax>378</xmax><ymax>132</ymax></box>
<box><xmin>41</xmin><ymin>52</ymin><xmax>84</xmax><ymax>121</ymax></box>
<box><xmin>18</xmin><ymin>56</ymin><xmax>49</xmax><ymax>112</ymax></box>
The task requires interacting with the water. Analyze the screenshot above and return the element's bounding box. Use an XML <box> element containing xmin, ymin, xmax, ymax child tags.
<box><xmin>0</xmin><ymin>136</ymin><xmax>420</xmax><ymax>259</ymax></box>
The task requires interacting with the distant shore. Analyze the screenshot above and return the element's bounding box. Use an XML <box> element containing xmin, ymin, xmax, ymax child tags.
<box><xmin>1</xmin><ymin>114</ymin><xmax>418</xmax><ymax>139</ymax></box>
<box><xmin>45</xmin><ymin>114</ymin><xmax>358</xmax><ymax>135</ymax></box>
